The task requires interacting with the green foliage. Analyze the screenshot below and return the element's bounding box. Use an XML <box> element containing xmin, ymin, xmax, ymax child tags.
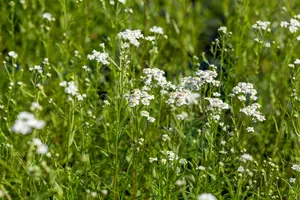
<box><xmin>0</xmin><ymin>0</ymin><xmax>300</xmax><ymax>199</ymax></box>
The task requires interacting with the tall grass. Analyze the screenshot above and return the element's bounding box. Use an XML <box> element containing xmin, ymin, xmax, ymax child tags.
<box><xmin>0</xmin><ymin>0</ymin><xmax>300</xmax><ymax>199</ymax></box>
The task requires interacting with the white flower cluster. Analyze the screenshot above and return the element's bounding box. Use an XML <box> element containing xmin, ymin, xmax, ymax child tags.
<box><xmin>118</xmin><ymin>29</ymin><xmax>144</xmax><ymax>47</ymax></box>
<box><xmin>150</xmin><ymin>151</ymin><xmax>187</xmax><ymax>167</ymax></box>
<box><xmin>280</xmin><ymin>15</ymin><xmax>300</xmax><ymax>33</ymax></box>
<box><xmin>195</xmin><ymin>69</ymin><xmax>219</xmax><ymax>86</ymax></box>
<box><xmin>218</xmin><ymin>26</ymin><xmax>227</xmax><ymax>34</ymax></box>
<box><xmin>240</xmin><ymin>103</ymin><xmax>265</xmax><ymax>122</ymax></box>
<box><xmin>125</xmin><ymin>89</ymin><xmax>154</xmax><ymax>107</ymax></box>
<box><xmin>167</xmin><ymin>89</ymin><xmax>200</xmax><ymax>106</ymax></box>
<box><xmin>33</xmin><ymin>138</ymin><xmax>48</xmax><ymax>154</ymax></box>
<box><xmin>176</xmin><ymin>111</ymin><xmax>188</xmax><ymax>120</ymax></box>
<box><xmin>42</xmin><ymin>13</ymin><xmax>55</xmax><ymax>22</ymax></box>
<box><xmin>150</xmin><ymin>26</ymin><xmax>164</xmax><ymax>35</ymax></box>
<box><xmin>232</xmin><ymin>82</ymin><xmax>258</xmax><ymax>101</ymax></box>
<box><xmin>29</xmin><ymin>65</ymin><xmax>43</xmax><ymax>74</ymax></box>
<box><xmin>87</xmin><ymin>50</ymin><xmax>109</xmax><ymax>65</ymax></box>
<box><xmin>252</xmin><ymin>20</ymin><xmax>271</xmax><ymax>32</ymax></box>
<box><xmin>140</xmin><ymin>110</ymin><xmax>155</xmax><ymax>123</ymax></box>
<box><xmin>205</xmin><ymin>98</ymin><xmax>230</xmax><ymax>111</ymax></box>
<box><xmin>141</xmin><ymin>68</ymin><xmax>175</xmax><ymax>90</ymax></box>
<box><xmin>197</xmin><ymin>193</ymin><xmax>217</xmax><ymax>200</ymax></box>
<box><xmin>11</xmin><ymin>112</ymin><xmax>45</xmax><ymax>135</ymax></box>
<box><xmin>291</xmin><ymin>164</ymin><xmax>300</xmax><ymax>172</ymax></box>
<box><xmin>59</xmin><ymin>81</ymin><xmax>87</xmax><ymax>101</ymax></box>
<box><xmin>8</xmin><ymin>51</ymin><xmax>18</xmax><ymax>59</ymax></box>
<box><xmin>30</xmin><ymin>102</ymin><xmax>42</xmax><ymax>111</ymax></box>
<box><xmin>240</xmin><ymin>153</ymin><xmax>254</xmax><ymax>162</ymax></box>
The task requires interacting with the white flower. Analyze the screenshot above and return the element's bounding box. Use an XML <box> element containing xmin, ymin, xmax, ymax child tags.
<box><xmin>149</xmin><ymin>157</ymin><xmax>158</xmax><ymax>163</ymax></box>
<box><xmin>240</xmin><ymin>103</ymin><xmax>265</xmax><ymax>122</ymax></box>
<box><xmin>197</xmin><ymin>193</ymin><xmax>217</xmax><ymax>200</ymax></box>
<box><xmin>290</xmin><ymin>178</ymin><xmax>296</xmax><ymax>183</ymax></box>
<box><xmin>175</xmin><ymin>179</ymin><xmax>186</xmax><ymax>186</ymax></box>
<box><xmin>240</xmin><ymin>153</ymin><xmax>253</xmax><ymax>162</ymax></box>
<box><xmin>294</xmin><ymin>59</ymin><xmax>300</xmax><ymax>65</ymax></box>
<box><xmin>218</xmin><ymin>26</ymin><xmax>227</xmax><ymax>34</ymax></box>
<box><xmin>126</xmin><ymin>89</ymin><xmax>154</xmax><ymax>107</ymax></box>
<box><xmin>162</xmin><ymin>134</ymin><xmax>170</xmax><ymax>142</ymax></box>
<box><xmin>118</xmin><ymin>29</ymin><xmax>144</xmax><ymax>47</ymax></box>
<box><xmin>141</xmin><ymin>110</ymin><xmax>150</xmax><ymax>117</ymax></box>
<box><xmin>179</xmin><ymin>158</ymin><xmax>187</xmax><ymax>165</ymax></box>
<box><xmin>33</xmin><ymin>138</ymin><xmax>48</xmax><ymax>154</ymax></box>
<box><xmin>87</xmin><ymin>50</ymin><xmax>109</xmax><ymax>65</ymax></box>
<box><xmin>196</xmin><ymin>166</ymin><xmax>206</xmax><ymax>171</ymax></box>
<box><xmin>30</xmin><ymin>102</ymin><xmax>42</xmax><ymax>111</ymax></box>
<box><xmin>11</xmin><ymin>112</ymin><xmax>45</xmax><ymax>135</ymax></box>
<box><xmin>237</xmin><ymin>166</ymin><xmax>245</xmax><ymax>172</ymax></box>
<box><xmin>150</xmin><ymin>26</ymin><xmax>164</xmax><ymax>35</ymax></box>
<box><xmin>246</xmin><ymin>127</ymin><xmax>254</xmax><ymax>133</ymax></box>
<box><xmin>176</xmin><ymin>112</ymin><xmax>188</xmax><ymax>120</ymax></box>
<box><xmin>117</xmin><ymin>0</ymin><xmax>126</xmax><ymax>4</ymax></box>
<box><xmin>59</xmin><ymin>81</ymin><xmax>67</xmax><ymax>87</ymax></box>
<box><xmin>291</xmin><ymin>164</ymin><xmax>300</xmax><ymax>172</ymax></box>
<box><xmin>64</xmin><ymin>81</ymin><xmax>78</xmax><ymax>96</ymax></box>
<box><xmin>8</xmin><ymin>51</ymin><xmax>18</xmax><ymax>59</ymax></box>
<box><xmin>147</xmin><ymin>116</ymin><xmax>155</xmax><ymax>123</ymax></box>
<box><xmin>205</xmin><ymin>98</ymin><xmax>230</xmax><ymax>111</ymax></box>
<box><xmin>252</xmin><ymin>21</ymin><xmax>271</xmax><ymax>31</ymax></box>
<box><xmin>42</xmin><ymin>13</ymin><xmax>55</xmax><ymax>21</ymax></box>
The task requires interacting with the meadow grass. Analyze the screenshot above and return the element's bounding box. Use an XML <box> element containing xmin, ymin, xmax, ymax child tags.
<box><xmin>0</xmin><ymin>0</ymin><xmax>300</xmax><ymax>199</ymax></box>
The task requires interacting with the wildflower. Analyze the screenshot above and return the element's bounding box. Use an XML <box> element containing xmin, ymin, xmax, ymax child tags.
<box><xmin>91</xmin><ymin>192</ymin><xmax>97</xmax><ymax>197</ymax></box>
<box><xmin>30</xmin><ymin>102</ymin><xmax>42</xmax><ymax>111</ymax></box>
<box><xmin>11</xmin><ymin>112</ymin><xmax>45</xmax><ymax>135</ymax></box>
<box><xmin>64</xmin><ymin>81</ymin><xmax>78</xmax><ymax>96</ymax></box>
<box><xmin>179</xmin><ymin>158</ymin><xmax>187</xmax><ymax>165</ymax></box>
<box><xmin>167</xmin><ymin>89</ymin><xmax>199</xmax><ymax>106</ymax></box>
<box><xmin>218</xmin><ymin>26</ymin><xmax>227</xmax><ymax>34</ymax></box>
<box><xmin>290</xmin><ymin>178</ymin><xmax>296</xmax><ymax>183</ymax></box>
<box><xmin>150</xmin><ymin>26</ymin><xmax>164</xmax><ymax>35</ymax></box>
<box><xmin>176</xmin><ymin>112</ymin><xmax>188</xmax><ymax>120</ymax></box>
<box><xmin>213</xmin><ymin>92</ymin><xmax>221</xmax><ymax>97</ymax></box>
<box><xmin>59</xmin><ymin>81</ymin><xmax>67</xmax><ymax>87</ymax></box>
<box><xmin>118</xmin><ymin>29</ymin><xmax>144</xmax><ymax>47</ymax></box>
<box><xmin>117</xmin><ymin>0</ymin><xmax>126</xmax><ymax>4</ymax></box>
<box><xmin>162</xmin><ymin>134</ymin><xmax>170</xmax><ymax>142</ymax></box>
<box><xmin>237</xmin><ymin>166</ymin><xmax>245</xmax><ymax>173</ymax></box>
<box><xmin>280</xmin><ymin>21</ymin><xmax>289</xmax><ymax>28</ymax></box>
<box><xmin>294</xmin><ymin>59</ymin><xmax>300</xmax><ymax>65</ymax></box>
<box><xmin>149</xmin><ymin>157</ymin><xmax>158</xmax><ymax>163</ymax></box>
<box><xmin>87</xmin><ymin>50</ymin><xmax>109</xmax><ymax>65</ymax></box>
<box><xmin>175</xmin><ymin>179</ymin><xmax>186</xmax><ymax>186</ymax></box>
<box><xmin>126</xmin><ymin>89</ymin><xmax>154</xmax><ymax>107</ymax></box>
<box><xmin>145</xmin><ymin>36</ymin><xmax>155</xmax><ymax>41</ymax></box>
<box><xmin>196</xmin><ymin>166</ymin><xmax>206</xmax><ymax>171</ymax></box>
<box><xmin>252</xmin><ymin>20</ymin><xmax>271</xmax><ymax>31</ymax></box>
<box><xmin>42</xmin><ymin>13</ymin><xmax>55</xmax><ymax>21</ymax></box>
<box><xmin>240</xmin><ymin>103</ymin><xmax>265</xmax><ymax>122</ymax></box>
<box><xmin>205</xmin><ymin>98</ymin><xmax>230</xmax><ymax>111</ymax></box>
<box><xmin>197</xmin><ymin>193</ymin><xmax>217</xmax><ymax>200</ymax></box>
<box><xmin>33</xmin><ymin>138</ymin><xmax>48</xmax><ymax>155</ymax></box>
<box><xmin>291</xmin><ymin>164</ymin><xmax>300</xmax><ymax>172</ymax></box>
<box><xmin>246</xmin><ymin>127</ymin><xmax>254</xmax><ymax>133</ymax></box>
<box><xmin>8</xmin><ymin>51</ymin><xmax>18</xmax><ymax>59</ymax></box>
<box><xmin>232</xmin><ymin>82</ymin><xmax>257</xmax><ymax>100</ymax></box>
<box><xmin>240</xmin><ymin>153</ymin><xmax>253</xmax><ymax>162</ymax></box>
<box><xmin>141</xmin><ymin>110</ymin><xmax>150</xmax><ymax>117</ymax></box>
<box><xmin>147</xmin><ymin>116</ymin><xmax>155</xmax><ymax>123</ymax></box>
